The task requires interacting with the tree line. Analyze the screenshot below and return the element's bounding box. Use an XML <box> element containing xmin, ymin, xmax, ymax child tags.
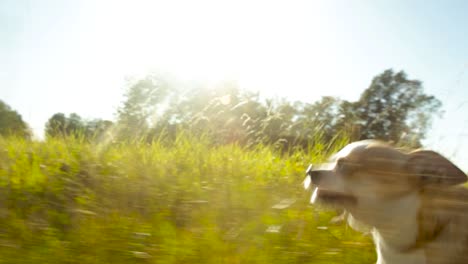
<box><xmin>1</xmin><ymin>69</ymin><xmax>442</xmax><ymax>148</ymax></box>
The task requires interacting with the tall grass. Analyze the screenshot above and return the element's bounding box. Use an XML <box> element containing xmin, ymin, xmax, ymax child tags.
<box><xmin>0</xmin><ymin>134</ymin><xmax>375</xmax><ymax>263</ymax></box>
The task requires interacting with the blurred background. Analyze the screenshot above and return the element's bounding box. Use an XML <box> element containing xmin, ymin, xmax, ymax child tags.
<box><xmin>0</xmin><ymin>0</ymin><xmax>467</xmax><ymax>263</ymax></box>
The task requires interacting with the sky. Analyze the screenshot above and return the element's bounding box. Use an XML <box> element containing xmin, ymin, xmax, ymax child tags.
<box><xmin>1</xmin><ymin>0</ymin><xmax>468</xmax><ymax>170</ymax></box>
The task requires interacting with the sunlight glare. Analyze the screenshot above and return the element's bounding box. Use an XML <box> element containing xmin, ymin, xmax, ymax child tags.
<box><xmin>84</xmin><ymin>0</ymin><xmax>335</xmax><ymax>101</ymax></box>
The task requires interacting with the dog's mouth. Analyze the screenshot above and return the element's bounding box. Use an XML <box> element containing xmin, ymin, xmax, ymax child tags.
<box><xmin>311</xmin><ymin>187</ymin><xmax>357</xmax><ymax>206</ymax></box>
<box><xmin>304</xmin><ymin>166</ymin><xmax>357</xmax><ymax>207</ymax></box>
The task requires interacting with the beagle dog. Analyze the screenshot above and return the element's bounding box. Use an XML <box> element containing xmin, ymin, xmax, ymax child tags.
<box><xmin>304</xmin><ymin>140</ymin><xmax>468</xmax><ymax>264</ymax></box>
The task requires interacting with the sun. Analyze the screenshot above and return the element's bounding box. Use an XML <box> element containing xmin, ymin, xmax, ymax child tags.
<box><xmin>85</xmin><ymin>0</ymin><xmax>336</xmax><ymax>102</ymax></box>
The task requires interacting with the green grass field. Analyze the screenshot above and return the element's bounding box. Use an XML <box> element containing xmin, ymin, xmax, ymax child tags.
<box><xmin>0</xmin><ymin>135</ymin><xmax>375</xmax><ymax>263</ymax></box>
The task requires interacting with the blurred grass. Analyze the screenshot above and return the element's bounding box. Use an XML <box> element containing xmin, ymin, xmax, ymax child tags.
<box><xmin>0</xmin><ymin>135</ymin><xmax>375</xmax><ymax>263</ymax></box>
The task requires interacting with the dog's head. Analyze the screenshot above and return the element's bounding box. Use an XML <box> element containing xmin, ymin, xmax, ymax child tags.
<box><xmin>304</xmin><ymin>140</ymin><xmax>467</xmax><ymax>225</ymax></box>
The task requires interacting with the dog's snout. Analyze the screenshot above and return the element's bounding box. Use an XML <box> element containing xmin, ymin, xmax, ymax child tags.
<box><xmin>308</xmin><ymin>170</ymin><xmax>323</xmax><ymax>184</ymax></box>
<box><xmin>308</xmin><ymin>169</ymin><xmax>334</xmax><ymax>185</ymax></box>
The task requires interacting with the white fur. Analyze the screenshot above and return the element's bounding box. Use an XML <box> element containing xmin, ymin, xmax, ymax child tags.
<box><xmin>346</xmin><ymin>186</ymin><xmax>427</xmax><ymax>263</ymax></box>
<box><xmin>373</xmin><ymin>234</ymin><xmax>425</xmax><ymax>264</ymax></box>
<box><xmin>368</xmin><ymin>193</ymin><xmax>425</xmax><ymax>264</ymax></box>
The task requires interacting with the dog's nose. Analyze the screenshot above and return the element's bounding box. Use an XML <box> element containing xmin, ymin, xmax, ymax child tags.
<box><xmin>307</xmin><ymin>168</ymin><xmax>334</xmax><ymax>185</ymax></box>
<box><xmin>308</xmin><ymin>170</ymin><xmax>324</xmax><ymax>184</ymax></box>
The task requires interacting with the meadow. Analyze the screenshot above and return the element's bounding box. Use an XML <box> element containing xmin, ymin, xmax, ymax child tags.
<box><xmin>0</xmin><ymin>135</ymin><xmax>375</xmax><ymax>263</ymax></box>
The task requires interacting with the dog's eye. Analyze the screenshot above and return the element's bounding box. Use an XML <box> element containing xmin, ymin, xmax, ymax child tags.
<box><xmin>336</xmin><ymin>159</ymin><xmax>360</xmax><ymax>175</ymax></box>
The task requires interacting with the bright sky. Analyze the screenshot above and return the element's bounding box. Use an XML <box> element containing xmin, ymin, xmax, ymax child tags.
<box><xmin>1</xmin><ymin>0</ymin><xmax>468</xmax><ymax>170</ymax></box>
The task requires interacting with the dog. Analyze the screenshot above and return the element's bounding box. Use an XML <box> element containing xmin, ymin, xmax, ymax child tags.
<box><xmin>304</xmin><ymin>140</ymin><xmax>468</xmax><ymax>264</ymax></box>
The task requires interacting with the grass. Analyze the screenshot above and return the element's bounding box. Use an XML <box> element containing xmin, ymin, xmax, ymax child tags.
<box><xmin>0</xmin><ymin>134</ymin><xmax>375</xmax><ymax>263</ymax></box>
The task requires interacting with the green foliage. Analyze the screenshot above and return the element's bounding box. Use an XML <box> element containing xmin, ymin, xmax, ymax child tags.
<box><xmin>351</xmin><ymin>69</ymin><xmax>442</xmax><ymax>146</ymax></box>
<box><xmin>0</xmin><ymin>134</ymin><xmax>375</xmax><ymax>263</ymax></box>
<box><xmin>117</xmin><ymin>75</ymin><xmax>170</xmax><ymax>139</ymax></box>
<box><xmin>45</xmin><ymin>112</ymin><xmax>113</xmax><ymax>140</ymax></box>
<box><xmin>113</xmin><ymin>69</ymin><xmax>441</xmax><ymax>150</ymax></box>
<box><xmin>0</xmin><ymin>100</ymin><xmax>30</xmax><ymax>139</ymax></box>
<box><xmin>293</xmin><ymin>96</ymin><xmax>343</xmax><ymax>143</ymax></box>
<box><xmin>288</xmin><ymin>69</ymin><xmax>441</xmax><ymax>147</ymax></box>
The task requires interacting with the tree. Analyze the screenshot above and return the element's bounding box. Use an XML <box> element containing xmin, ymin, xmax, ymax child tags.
<box><xmin>294</xmin><ymin>96</ymin><xmax>343</xmax><ymax>143</ymax></box>
<box><xmin>148</xmin><ymin>81</ymin><xmax>270</xmax><ymax>145</ymax></box>
<box><xmin>84</xmin><ymin>119</ymin><xmax>113</xmax><ymax>140</ymax></box>
<box><xmin>117</xmin><ymin>75</ymin><xmax>170</xmax><ymax>139</ymax></box>
<box><xmin>0</xmin><ymin>100</ymin><xmax>30</xmax><ymax>139</ymax></box>
<box><xmin>113</xmin><ymin>69</ymin><xmax>441</xmax><ymax>148</ymax></box>
<box><xmin>45</xmin><ymin>113</ymin><xmax>112</xmax><ymax>140</ymax></box>
<box><xmin>349</xmin><ymin>69</ymin><xmax>442</xmax><ymax>146</ymax></box>
<box><xmin>45</xmin><ymin>113</ymin><xmax>86</xmax><ymax>138</ymax></box>
<box><xmin>45</xmin><ymin>113</ymin><xmax>67</xmax><ymax>137</ymax></box>
<box><xmin>284</xmin><ymin>70</ymin><xmax>442</xmax><ymax>148</ymax></box>
<box><xmin>67</xmin><ymin>113</ymin><xmax>85</xmax><ymax>135</ymax></box>
<box><xmin>251</xmin><ymin>99</ymin><xmax>296</xmax><ymax>146</ymax></box>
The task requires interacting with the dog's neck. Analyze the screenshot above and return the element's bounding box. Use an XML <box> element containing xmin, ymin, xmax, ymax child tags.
<box><xmin>354</xmin><ymin>192</ymin><xmax>427</xmax><ymax>264</ymax></box>
<box><xmin>373</xmin><ymin>233</ymin><xmax>426</xmax><ymax>264</ymax></box>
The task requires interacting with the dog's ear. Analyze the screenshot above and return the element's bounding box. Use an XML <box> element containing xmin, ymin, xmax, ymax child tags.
<box><xmin>406</xmin><ymin>150</ymin><xmax>467</xmax><ymax>186</ymax></box>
